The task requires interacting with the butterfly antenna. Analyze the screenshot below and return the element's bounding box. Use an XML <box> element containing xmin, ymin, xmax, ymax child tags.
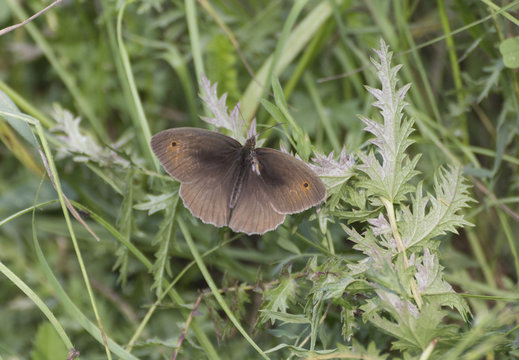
<box><xmin>256</xmin><ymin>122</ymin><xmax>287</xmax><ymax>137</ymax></box>
<box><xmin>236</xmin><ymin>104</ymin><xmax>286</xmax><ymax>139</ymax></box>
<box><xmin>237</xmin><ymin>106</ymin><xmax>254</xmax><ymax>139</ymax></box>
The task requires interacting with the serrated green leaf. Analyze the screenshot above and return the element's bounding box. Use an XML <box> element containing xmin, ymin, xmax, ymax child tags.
<box><xmin>400</xmin><ymin>165</ymin><xmax>473</xmax><ymax>249</ymax></box>
<box><xmin>356</xmin><ymin>42</ymin><xmax>419</xmax><ymax>203</ymax></box>
<box><xmin>365</xmin><ymin>290</ymin><xmax>445</xmax><ymax>352</ymax></box>
<box><xmin>343</xmin><ymin>225</ymin><xmax>386</xmax><ymax>262</ymax></box>
<box><xmin>134</xmin><ymin>192</ymin><xmax>177</xmax><ymax>215</ymax></box>
<box><xmin>413</xmin><ymin>249</ymin><xmax>470</xmax><ymax>320</ymax></box>
<box><xmin>113</xmin><ymin>169</ymin><xmax>135</xmax><ymax>287</ymax></box>
<box><xmin>311</xmin><ymin>272</ymin><xmax>354</xmax><ymax>301</ymax></box>
<box><xmin>151</xmin><ymin>194</ymin><xmax>179</xmax><ymax>298</ymax></box>
<box><xmin>478</xmin><ymin>60</ymin><xmax>504</xmax><ymax>102</ymax></box>
<box><xmin>259</xmin><ymin>276</ymin><xmax>298</xmax><ymax>325</ymax></box>
<box><xmin>345</xmin><ymin>340</ymin><xmax>389</xmax><ymax>359</ymax></box>
<box><xmin>341</xmin><ymin>306</ymin><xmax>356</xmax><ymax>341</ymax></box>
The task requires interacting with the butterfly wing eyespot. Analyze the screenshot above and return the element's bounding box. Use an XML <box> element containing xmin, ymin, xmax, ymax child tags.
<box><xmin>170</xmin><ymin>140</ymin><xmax>178</xmax><ymax>148</ymax></box>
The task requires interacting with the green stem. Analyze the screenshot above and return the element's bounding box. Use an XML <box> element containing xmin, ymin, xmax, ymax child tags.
<box><xmin>186</xmin><ymin>0</ymin><xmax>205</xmax><ymax>85</ymax></box>
<box><xmin>381</xmin><ymin>197</ymin><xmax>423</xmax><ymax>308</ymax></box>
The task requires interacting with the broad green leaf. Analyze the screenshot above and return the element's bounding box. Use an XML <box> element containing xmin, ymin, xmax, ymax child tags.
<box><xmin>0</xmin><ymin>89</ymin><xmax>38</xmax><ymax>147</ymax></box>
<box><xmin>499</xmin><ymin>37</ymin><xmax>519</xmax><ymax>68</ymax></box>
<box><xmin>30</xmin><ymin>323</ymin><xmax>68</xmax><ymax>360</ymax></box>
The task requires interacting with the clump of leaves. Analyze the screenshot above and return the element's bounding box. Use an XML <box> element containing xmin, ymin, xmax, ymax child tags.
<box><xmin>258</xmin><ymin>40</ymin><xmax>474</xmax><ymax>358</ymax></box>
<box><xmin>50</xmin><ymin>104</ymin><xmax>130</xmax><ymax>168</ymax></box>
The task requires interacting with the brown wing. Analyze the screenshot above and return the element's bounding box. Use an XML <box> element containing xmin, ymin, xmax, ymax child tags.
<box><xmin>254</xmin><ymin>148</ymin><xmax>326</xmax><ymax>214</ymax></box>
<box><xmin>151</xmin><ymin>127</ymin><xmax>242</xmax><ymax>227</ymax></box>
<box><xmin>150</xmin><ymin>127</ymin><xmax>242</xmax><ymax>183</ymax></box>
<box><xmin>179</xmin><ymin>171</ymin><xmax>239</xmax><ymax>227</ymax></box>
<box><xmin>228</xmin><ymin>169</ymin><xmax>286</xmax><ymax>235</ymax></box>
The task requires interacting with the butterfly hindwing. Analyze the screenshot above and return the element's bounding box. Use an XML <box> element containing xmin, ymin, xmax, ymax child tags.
<box><xmin>254</xmin><ymin>148</ymin><xmax>326</xmax><ymax>214</ymax></box>
<box><xmin>229</xmin><ymin>168</ymin><xmax>286</xmax><ymax>235</ymax></box>
<box><xmin>179</xmin><ymin>170</ymin><xmax>240</xmax><ymax>227</ymax></box>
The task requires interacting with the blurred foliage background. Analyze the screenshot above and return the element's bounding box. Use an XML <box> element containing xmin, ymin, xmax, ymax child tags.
<box><xmin>0</xmin><ymin>0</ymin><xmax>519</xmax><ymax>359</ymax></box>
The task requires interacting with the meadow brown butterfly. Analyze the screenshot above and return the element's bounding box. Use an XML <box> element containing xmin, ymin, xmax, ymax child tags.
<box><xmin>151</xmin><ymin>127</ymin><xmax>326</xmax><ymax>235</ymax></box>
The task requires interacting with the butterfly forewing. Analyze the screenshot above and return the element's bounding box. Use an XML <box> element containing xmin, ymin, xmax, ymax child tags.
<box><xmin>150</xmin><ymin>128</ymin><xmax>242</xmax><ymax>183</ymax></box>
<box><xmin>151</xmin><ymin>128</ymin><xmax>242</xmax><ymax>226</ymax></box>
<box><xmin>254</xmin><ymin>148</ymin><xmax>326</xmax><ymax>214</ymax></box>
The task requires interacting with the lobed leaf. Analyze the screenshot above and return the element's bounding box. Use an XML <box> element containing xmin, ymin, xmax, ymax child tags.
<box><xmin>400</xmin><ymin>165</ymin><xmax>474</xmax><ymax>249</ymax></box>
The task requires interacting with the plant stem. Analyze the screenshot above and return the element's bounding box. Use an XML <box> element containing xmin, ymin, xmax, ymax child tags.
<box><xmin>381</xmin><ymin>197</ymin><xmax>423</xmax><ymax>308</ymax></box>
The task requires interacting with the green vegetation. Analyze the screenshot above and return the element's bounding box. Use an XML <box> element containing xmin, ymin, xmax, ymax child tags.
<box><xmin>0</xmin><ymin>1</ymin><xmax>518</xmax><ymax>359</ymax></box>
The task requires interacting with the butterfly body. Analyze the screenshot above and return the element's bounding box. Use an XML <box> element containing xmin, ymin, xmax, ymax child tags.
<box><xmin>151</xmin><ymin>127</ymin><xmax>326</xmax><ymax>235</ymax></box>
<box><xmin>229</xmin><ymin>137</ymin><xmax>256</xmax><ymax>209</ymax></box>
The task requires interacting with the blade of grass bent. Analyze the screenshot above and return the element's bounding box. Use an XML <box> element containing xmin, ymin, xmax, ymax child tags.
<box><xmin>0</xmin><ymin>200</ymin><xmax>58</xmax><ymax>227</ymax></box>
